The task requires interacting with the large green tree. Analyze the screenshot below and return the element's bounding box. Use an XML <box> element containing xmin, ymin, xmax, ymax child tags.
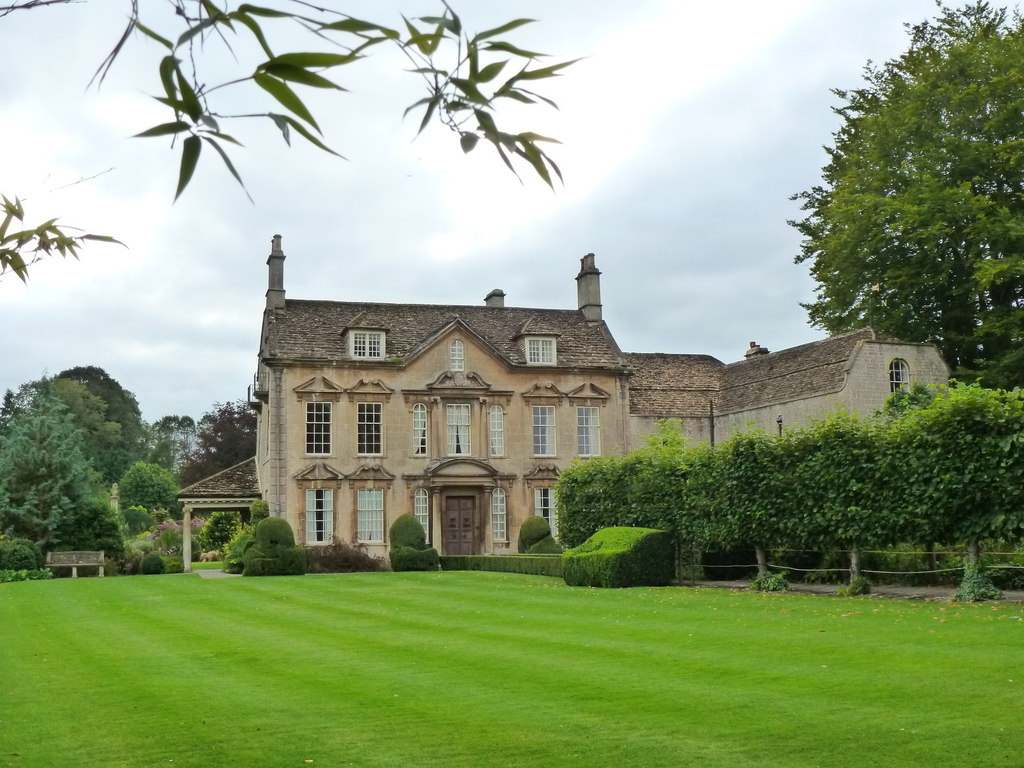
<box><xmin>0</xmin><ymin>392</ymin><xmax>99</xmax><ymax>549</ymax></box>
<box><xmin>119</xmin><ymin>461</ymin><xmax>180</xmax><ymax>516</ymax></box>
<box><xmin>792</xmin><ymin>2</ymin><xmax>1024</xmax><ymax>387</ymax></box>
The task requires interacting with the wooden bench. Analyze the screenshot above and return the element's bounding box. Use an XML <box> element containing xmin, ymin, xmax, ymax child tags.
<box><xmin>46</xmin><ymin>550</ymin><xmax>105</xmax><ymax>578</ymax></box>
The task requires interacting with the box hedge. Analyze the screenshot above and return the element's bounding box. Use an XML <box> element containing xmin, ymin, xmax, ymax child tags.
<box><xmin>562</xmin><ymin>527</ymin><xmax>675</xmax><ymax>588</ymax></box>
<box><xmin>440</xmin><ymin>554</ymin><xmax>562</xmax><ymax>578</ymax></box>
<box><xmin>243</xmin><ymin>517</ymin><xmax>306</xmax><ymax>576</ymax></box>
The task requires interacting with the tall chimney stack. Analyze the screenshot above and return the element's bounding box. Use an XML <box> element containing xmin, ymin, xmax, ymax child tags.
<box><xmin>266</xmin><ymin>234</ymin><xmax>286</xmax><ymax>311</ymax></box>
<box><xmin>575</xmin><ymin>252</ymin><xmax>602</xmax><ymax>321</ymax></box>
<box><xmin>484</xmin><ymin>289</ymin><xmax>506</xmax><ymax>308</ymax></box>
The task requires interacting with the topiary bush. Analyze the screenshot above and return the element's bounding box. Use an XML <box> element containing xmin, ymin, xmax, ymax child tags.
<box><xmin>0</xmin><ymin>538</ymin><xmax>44</xmax><ymax>571</ymax></box>
<box><xmin>518</xmin><ymin>515</ymin><xmax>553</xmax><ymax>553</ymax></box>
<box><xmin>390</xmin><ymin>546</ymin><xmax>440</xmax><ymax>571</ymax></box>
<box><xmin>562</xmin><ymin>527</ymin><xmax>675</xmax><ymax>588</ymax></box>
<box><xmin>242</xmin><ymin>517</ymin><xmax>306</xmax><ymax>576</ymax></box>
<box><xmin>390</xmin><ymin>513</ymin><xmax>427</xmax><ymax>550</ymax></box>
<box><xmin>249</xmin><ymin>499</ymin><xmax>270</xmax><ymax>524</ymax></box>
<box><xmin>141</xmin><ymin>552</ymin><xmax>166</xmax><ymax>575</ymax></box>
<box><xmin>387</xmin><ymin>513</ymin><xmax>438</xmax><ymax>571</ymax></box>
<box><xmin>527</xmin><ymin>535</ymin><xmax>562</xmax><ymax>555</ymax></box>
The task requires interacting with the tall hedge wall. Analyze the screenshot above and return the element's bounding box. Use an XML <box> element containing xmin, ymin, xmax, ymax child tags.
<box><xmin>556</xmin><ymin>385</ymin><xmax>1024</xmax><ymax>561</ymax></box>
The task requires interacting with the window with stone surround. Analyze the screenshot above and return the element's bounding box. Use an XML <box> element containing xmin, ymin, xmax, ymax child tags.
<box><xmin>305</xmin><ymin>401</ymin><xmax>331</xmax><ymax>455</ymax></box>
<box><xmin>446</xmin><ymin>403</ymin><xmax>471</xmax><ymax>455</ymax></box>
<box><xmin>489</xmin><ymin>406</ymin><xmax>505</xmax><ymax>457</ymax></box>
<box><xmin>411</xmin><ymin>403</ymin><xmax>428</xmax><ymax>455</ymax></box>
<box><xmin>305</xmin><ymin>488</ymin><xmax>333</xmax><ymax>544</ymax></box>
<box><xmin>532</xmin><ymin>405</ymin><xmax>556</xmax><ymax>456</ymax></box>
<box><xmin>889</xmin><ymin>358</ymin><xmax>910</xmax><ymax>392</ymax></box>
<box><xmin>534</xmin><ymin>487</ymin><xmax>557</xmax><ymax>538</ymax></box>
<box><xmin>576</xmin><ymin>406</ymin><xmax>600</xmax><ymax>456</ymax></box>
<box><xmin>491</xmin><ymin>488</ymin><xmax>507</xmax><ymax>542</ymax></box>
<box><xmin>413</xmin><ymin>488</ymin><xmax>430</xmax><ymax>541</ymax></box>
<box><xmin>357</xmin><ymin>402</ymin><xmax>383</xmax><ymax>455</ymax></box>
<box><xmin>357</xmin><ymin>488</ymin><xmax>384</xmax><ymax>542</ymax></box>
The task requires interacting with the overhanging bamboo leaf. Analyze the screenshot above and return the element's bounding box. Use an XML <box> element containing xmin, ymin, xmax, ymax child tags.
<box><xmin>201</xmin><ymin>135</ymin><xmax>252</xmax><ymax>203</ymax></box>
<box><xmin>254</xmin><ymin>74</ymin><xmax>320</xmax><ymax>130</ymax></box>
<box><xmin>262</xmin><ymin>63</ymin><xmax>345</xmax><ymax>89</ymax></box>
<box><xmin>174</xmin><ymin>135</ymin><xmax>202</xmax><ymax>201</ymax></box>
<box><xmin>134</xmin><ymin>121</ymin><xmax>193</xmax><ymax>138</ymax></box>
<box><xmin>472</xmin><ymin>18</ymin><xmax>534</xmax><ymax>43</ymax></box>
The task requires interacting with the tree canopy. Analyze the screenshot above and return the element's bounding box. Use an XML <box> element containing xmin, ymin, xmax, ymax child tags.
<box><xmin>792</xmin><ymin>2</ymin><xmax>1024</xmax><ymax>387</ymax></box>
<box><xmin>179</xmin><ymin>400</ymin><xmax>256</xmax><ymax>486</ymax></box>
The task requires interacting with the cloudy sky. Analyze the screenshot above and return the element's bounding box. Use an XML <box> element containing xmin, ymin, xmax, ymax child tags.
<box><xmin>2</xmin><ymin>0</ymin><xmax>1009</xmax><ymax>422</ymax></box>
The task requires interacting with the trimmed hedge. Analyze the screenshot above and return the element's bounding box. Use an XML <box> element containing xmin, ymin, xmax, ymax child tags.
<box><xmin>440</xmin><ymin>554</ymin><xmax>563</xmax><ymax>579</ymax></box>
<box><xmin>527</xmin><ymin>535</ymin><xmax>562</xmax><ymax>555</ymax></box>
<box><xmin>562</xmin><ymin>527</ymin><xmax>675</xmax><ymax>588</ymax></box>
<box><xmin>141</xmin><ymin>552</ymin><xmax>166</xmax><ymax>575</ymax></box>
<box><xmin>390</xmin><ymin>546</ymin><xmax>440</xmax><ymax>571</ymax></box>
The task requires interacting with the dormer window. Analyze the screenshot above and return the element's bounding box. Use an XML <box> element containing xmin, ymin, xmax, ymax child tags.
<box><xmin>350</xmin><ymin>330</ymin><xmax>385</xmax><ymax>359</ymax></box>
<box><xmin>526</xmin><ymin>336</ymin><xmax>556</xmax><ymax>365</ymax></box>
<box><xmin>450</xmin><ymin>339</ymin><xmax>465</xmax><ymax>371</ymax></box>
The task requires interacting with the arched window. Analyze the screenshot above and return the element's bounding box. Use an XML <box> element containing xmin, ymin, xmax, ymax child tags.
<box><xmin>414</xmin><ymin>488</ymin><xmax>430</xmax><ymax>541</ymax></box>
<box><xmin>491</xmin><ymin>488</ymin><xmax>507</xmax><ymax>542</ymax></box>
<box><xmin>889</xmin><ymin>358</ymin><xmax>910</xmax><ymax>392</ymax></box>
<box><xmin>450</xmin><ymin>339</ymin><xmax>465</xmax><ymax>371</ymax></box>
<box><xmin>489</xmin><ymin>405</ymin><xmax>505</xmax><ymax>456</ymax></box>
<box><xmin>411</xmin><ymin>403</ymin><xmax>427</xmax><ymax>455</ymax></box>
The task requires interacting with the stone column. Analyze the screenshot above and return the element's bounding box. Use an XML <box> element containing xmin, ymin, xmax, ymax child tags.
<box><xmin>183</xmin><ymin>505</ymin><xmax>193</xmax><ymax>573</ymax></box>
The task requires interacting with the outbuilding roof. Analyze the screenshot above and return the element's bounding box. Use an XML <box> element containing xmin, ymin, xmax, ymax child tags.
<box><xmin>177</xmin><ymin>457</ymin><xmax>259</xmax><ymax>500</ymax></box>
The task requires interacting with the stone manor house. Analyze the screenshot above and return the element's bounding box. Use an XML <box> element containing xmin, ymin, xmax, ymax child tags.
<box><xmin>181</xmin><ymin>236</ymin><xmax>948</xmax><ymax>559</ymax></box>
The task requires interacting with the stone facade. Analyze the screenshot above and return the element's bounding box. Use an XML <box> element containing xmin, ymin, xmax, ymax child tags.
<box><xmin>250</xmin><ymin>237</ymin><xmax>948</xmax><ymax>555</ymax></box>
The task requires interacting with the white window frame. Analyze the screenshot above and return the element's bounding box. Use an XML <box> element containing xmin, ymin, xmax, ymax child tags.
<box><xmin>357</xmin><ymin>402</ymin><xmax>383</xmax><ymax>455</ymax></box>
<box><xmin>489</xmin><ymin>405</ymin><xmax>505</xmax><ymax>457</ymax></box>
<box><xmin>449</xmin><ymin>339</ymin><xmax>465</xmax><ymax>371</ymax></box>
<box><xmin>532</xmin><ymin>405</ymin><xmax>556</xmax><ymax>456</ymax></box>
<box><xmin>534</xmin><ymin>487</ymin><xmax>557</xmax><ymax>539</ymax></box>
<box><xmin>491</xmin><ymin>488</ymin><xmax>507</xmax><ymax>542</ymax></box>
<box><xmin>446</xmin><ymin>403</ymin><xmax>471</xmax><ymax>456</ymax></box>
<box><xmin>350</xmin><ymin>330</ymin><xmax>385</xmax><ymax>359</ymax></box>
<box><xmin>889</xmin><ymin>358</ymin><xmax>910</xmax><ymax>393</ymax></box>
<box><xmin>526</xmin><ymin>336</ymin><xmax>556</xmax><ymax>365</ymax></box>
<box><xmin>411</xmin><ymin>403</ymin><xmax>428</xmax><ymax>456</ymax></box>
<box><xmin>576</xmin><ymin>406</ymin><xmax>601</xmax><ymax>457</ymax></box>
<box><xmin>305</xmin><ymin>401</ymin><xmax>331</xmax><ymax>455</ymax></box>
<box><xmin>357</xmin><ymin>488</ymin><xmax>384</xmax><ymax>542</ymax></box>
<box><xmin>305</xmin><ymin>488</ymin><xmax>333</xmax><ymax>544</ymax></box>
<box><xmin>413</xmin><ymin>488</ymin><xmax>430</xmax><ymax>542</ymax></box>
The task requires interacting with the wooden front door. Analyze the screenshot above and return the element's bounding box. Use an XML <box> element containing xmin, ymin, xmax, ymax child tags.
<box><xmin>443</xmin><ymin>496</ymin><xmax>476</xmax><ymax>555</ymax></box>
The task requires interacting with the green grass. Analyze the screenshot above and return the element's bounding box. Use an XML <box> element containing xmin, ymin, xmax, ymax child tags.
<box><xmin>189</xmin><ymin>560</ymin><xmax>224</xmax><ymax>570</ymax></box>
<box><xmin>1</xmin><ymin>572</ymin><xmax>1022</xmax><ymax>768</ymax></box>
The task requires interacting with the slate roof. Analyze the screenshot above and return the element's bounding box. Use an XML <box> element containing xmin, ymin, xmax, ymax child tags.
<box><xmin>264</xmin><ymin>300</ymin><xmax>626</xmax><ymax>369</ymax></box>
<box><xmin>625</xmin><ymin>353</ymin><xmax>724</xmax><ymax>417</ymax></box>
<box><xmin>178</xmin><ymin>457</ymin><xmax>259</xmax><ymax>500</ymax></box>
<box><xmin>717</xmin><ymin>328</ymin><xmax>890</xmax><ymax>414</ymax></box>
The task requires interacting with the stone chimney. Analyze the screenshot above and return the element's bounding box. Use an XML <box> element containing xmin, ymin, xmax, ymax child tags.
<box><xmin>266</xmin><ymin>234</ymin><xmax>286</xmax><ymax>311</ymax></box>
<box><xmin>744</xmin><ymin>341</ymin><xmax>770</xmax><ymax>358</ymax></box>
<box><xmin>484</xmin><ymin>289</ymin><xmax>505</xmax><ymax>308</ymax></box>
<box><xmin>575</xmin><ymin>252</ymin><xmax>602</xmax><ymax>321</ymax></box>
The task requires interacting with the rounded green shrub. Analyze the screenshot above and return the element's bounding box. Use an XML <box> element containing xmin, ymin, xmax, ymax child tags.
<box><xmin>390</xmin><ymin>546</ymin><xmax>439</xmax><ymax>571</ymax></box>
<box><xmin>527</xmin><ymin>535</ymin><xmax>562</xmax><ymax>555</ymax></box>
<box><xmin>249</xmin><ymin>499</ymin><xmax>270</xmax><ymax>523</ymax></box>
<box><xmin>253</xmin><ymin>516</ymin><xmax>296</xmax><ymax>548</ymax></box>
<box><xmin>0</xmin><ymin>539</ymin><xmax>44</xmax><ymax>571</ymax></box>
<box><xmin>389</xmin><ymin>513</ymin><xmax>427</xmax><ymax>550</ymax></box>
<box><xmin>518</xmin><ymin>515</ymin><xmax>552</xmax><ymax>553</ymax></box>
<box><xmin>162</xmin><ymin>556</ymin><xmax>184</xmax><ymax>574</ymax></box>
<box><xmin>141</xmin><ymin>552</ymin><xmax>166</xmax><ymax>575</ymax></box>
<box><xmin>243</xmin><ymin>517</ymin><xmax>305</xmax><ymax>576</ymax></box>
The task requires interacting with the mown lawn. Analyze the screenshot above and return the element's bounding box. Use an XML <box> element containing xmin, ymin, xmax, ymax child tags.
<box><xmin>1</xmin><ymin>572</ymin><xmax>1021</xmax><ymax>768</ymax></box>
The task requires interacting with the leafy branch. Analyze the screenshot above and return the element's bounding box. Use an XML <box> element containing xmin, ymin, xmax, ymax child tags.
<box><xmin>0</xmin><ymin>196</ymin><xmax>123</xmax><ymax>282</ymax></box>
<box><xmin>111</xmin><ymin>1</ymin><xmax>575</xmax><ymax>199</ymax></box>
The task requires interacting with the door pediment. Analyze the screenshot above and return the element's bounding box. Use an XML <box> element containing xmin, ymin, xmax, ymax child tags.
<box><xmin>428</xmin><ymin>457</ymin><xmax>498</xmax><ymax>479</ymax></box>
